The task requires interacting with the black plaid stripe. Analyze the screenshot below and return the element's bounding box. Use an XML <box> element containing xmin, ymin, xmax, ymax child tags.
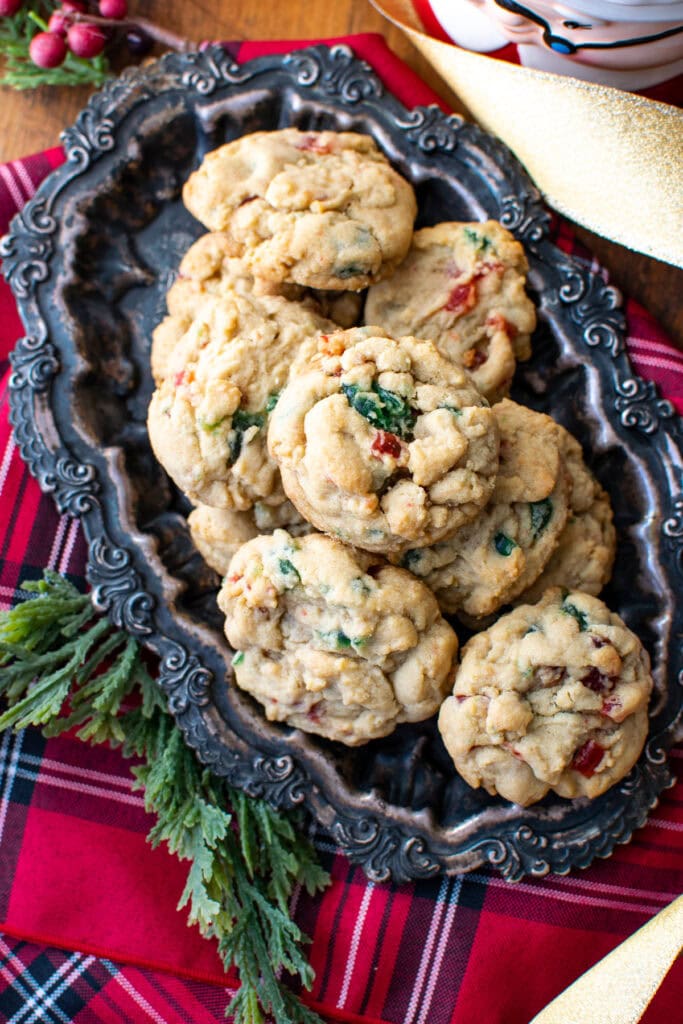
<box><xmin>0</xmin><ymin>728</ymin><xmax>47</xmax><ymax>919</ymax></box>
<box><xmin>0</xmin><ymin>937</ymin><xmax>117</xmax><ymax>1024</ymax></box>
<box><xmin>0</xmin><ymin>728</ymin><xmax>46</xmax><ymax>809</ymax></box>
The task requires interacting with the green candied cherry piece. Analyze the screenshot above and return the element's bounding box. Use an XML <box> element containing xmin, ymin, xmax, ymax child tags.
<box><xmin>232</xmin><ymin>651</ymin><xmax>245</xmax><ymax>667</ymax></box>
<box><xmin>277</xmin><ymin>558</ymin><xmax>300</xmax><ymax>586</ymax></box>
<box><xmin>341</xmin><ymin>382</ymin><xmax>416</xmax><ymax>439</ymax></box>
<box><xmin>438</xmin><ymin>404</ymin><xmax>462</xmax><ymax>417</ymax></box>
<box><xmin>494</xmin><ymin>532</ymin><xmax>518</xmax><ymax>557</ymax></box>
<box><xmin>228</xmin><ymin>408</ymin><xmax>265</xmax><ymax>463</ymax></box>
<box><xmin>336</xmin><ymin>264</ymin><xmax>366</xmax><ymax>279</ymax></box>
<box><xmin>265</xmin><ymin>391</ymin><xmax>280</xmax><ymax>413</ymax></box>
<box><xmin>529</xmin><ymin>498</ymin><xmax>553</xmax><ymax>539</ymax></box>
<box><xmin>401</xmin><ymin>549</ymin><xmax>423</xmax><ymax>571</ymax></box>
<box><xmin>199</xmin><ymin>415</ymin><xmax>227</xmax><ymax>434</ymax></box>
<box><xmin>463</xmin><ymin>227</ymin><xmax>492</xmax><ymax>253</ymax></box>
<box><xmin>350</xmin><ymin>576</ymin><xmax>373</xmax><ymax>597</ymax></box>
<box><xmin>317</xmin><ymin>629</ymin><xmax>369</xmax><ymax>652</ymax></box>
<box><xmin>561</xmin><ymin>599</ymin><xmax>589</xmax><ymax>631</ymax></box>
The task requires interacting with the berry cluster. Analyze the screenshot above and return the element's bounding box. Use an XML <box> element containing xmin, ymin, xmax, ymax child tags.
<box><xmin>0</xmin><ymin>0</ymin><xmax>152</xmax><ymax>70</ymax></box>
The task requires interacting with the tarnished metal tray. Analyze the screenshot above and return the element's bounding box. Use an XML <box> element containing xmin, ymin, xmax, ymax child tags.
<box><xmin>4</xmin><ymin>44</ymin><xmax>682</xmax><ymax>883</ymax></box>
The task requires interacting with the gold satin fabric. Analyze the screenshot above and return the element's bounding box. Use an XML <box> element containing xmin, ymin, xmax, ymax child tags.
<box><xmin>372</xmin><ymin>0</ymin><xmax>683</xmax><ymax>268</ymax></box>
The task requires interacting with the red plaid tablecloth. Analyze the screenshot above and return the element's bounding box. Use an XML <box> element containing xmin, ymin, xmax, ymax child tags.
<box><xmin>1</xmin><ymin>34</ymin><xmax>682</xmax><ymax>1024</ymax></box>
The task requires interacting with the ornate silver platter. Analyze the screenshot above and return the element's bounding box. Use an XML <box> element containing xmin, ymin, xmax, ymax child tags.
<box><xmin>4</xmin><ymin>44</ymin><xmax>682</xmax><ymax>883</ymax></box>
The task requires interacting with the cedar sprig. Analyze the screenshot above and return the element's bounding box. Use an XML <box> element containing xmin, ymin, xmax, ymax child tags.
<box><xmin>0</xmin><ymin>570</ymin><xmax>329</xmax><ymax>1024</ymax></box>
<box><xmin>0</xmin><ymin>3</ymin><xmax>110</xmax><ymax>90</ymax></box>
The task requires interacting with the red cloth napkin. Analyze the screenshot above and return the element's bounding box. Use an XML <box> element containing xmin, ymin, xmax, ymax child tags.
<box><xmin>1</xmin><ymin>34</ymin><xmax>682</xmax><ymax>1024</ymax></box>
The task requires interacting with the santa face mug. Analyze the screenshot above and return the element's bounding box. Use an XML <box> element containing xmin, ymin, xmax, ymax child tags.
<box><xmin>425</xmin><ymin>0</ymin><xmax>683</xmax><ymax>89</ymax></box>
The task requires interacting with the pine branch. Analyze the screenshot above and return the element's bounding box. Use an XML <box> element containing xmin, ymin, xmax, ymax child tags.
<box><xmin>0</xmin><ymin>572</ymin><xmax>330</xmax><ymax>1024</ymax></box>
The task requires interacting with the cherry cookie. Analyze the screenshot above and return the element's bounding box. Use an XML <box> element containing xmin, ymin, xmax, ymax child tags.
<box><xmin>182</xmin><ymin>129</ymin><xmax>417</xmax><ymax>292</ymax></box>
<box><xmin>218</xmin><ymin>530</ymin><xmax>459</xmax><ymax>745</ymax></box>
<box><xmin>267</xmin><ymin>326</ymin><xmax>500</xmax><ymax>554</ymax></box>
<box><xmin>401</xmin><ymin>399</ymin><xmax>570</xmax><ymax>619</ymax></box>
<box><xmin>438</xmin><ymin>588</ymin><xmax>653</xmax><ymax>805</ymax></box>
<box><xmin>147</xmin><ymin>290</ymin><xmax>334</xmax><ymax>510</ymax></box>
<box><xmin>365</xmin><ymin>221</ymin><xmax>536</xmax><ymax>402</ymax></box>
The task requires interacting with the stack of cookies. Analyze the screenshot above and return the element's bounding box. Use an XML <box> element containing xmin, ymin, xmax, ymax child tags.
<box><xmin>146</xmin><ymin>128</ymin><xmax>652</xmax><ymax>807</ymax></box>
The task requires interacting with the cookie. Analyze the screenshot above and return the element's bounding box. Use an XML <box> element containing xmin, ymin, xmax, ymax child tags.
<box><xmin>188</xmin><ymin>500</ymin><xmax>311</xmax><ymax>576</ymax></box>
<box><xmin>438</xmin><ymin>588</ymin><xmax>652</xmax><ymax>805</ymax></box>
<box><xmin>147</xmin><ymin>290</ymin><xmax>335</xmax><ymax>510</ymax></box>
<box><xmin>364</xmin><ymin>221</ymin><xmax>536</xmax><ymax>402</ymax></box>
<box><xmin>152</xmin><ymin>234</ymin><xmax>362</xmax><ymax>384</ymax></box>
<box><xmin>267</xmin><ymin>326</ymin><xmax>499</xmax><ymax>554</ymax></box>
<box><xmin>402</xmin><ymin>400</ymin><xmax>569</xmax><ymax>617</ymax></box>
<box><xmin>182</xmin><ymin>129</ymin><xmax>417</xmax><ymax>291</ymax></box>
<box><xmin>174</xmin><ymin>231</ymin><xmax>363</xmax><ymax>325</ymax></box>
<box><xmin>151</xmin><ymin>237</ymin><xmax>298</xmax><ymax>385</ymax></box>
<box><xmin>518</xmin><ymin>431</ymin><xmax>616</xmax><ymax>604</ymax></box>
<box><xmin>218</xmin><ymin>530</ymin><xmax>459</xmax><ymax>745</ymax></box>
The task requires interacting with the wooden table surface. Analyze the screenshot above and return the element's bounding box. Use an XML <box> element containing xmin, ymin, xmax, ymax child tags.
<box><xmin>1</xmin><ymin>0</ymin><xmax>681</xmax><ymax>348</ymax></box>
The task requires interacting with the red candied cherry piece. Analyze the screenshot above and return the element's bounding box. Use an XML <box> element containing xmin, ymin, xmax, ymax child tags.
<box><xmin>486</xmin><ymin>311</ymin><xmax>517</xmax><ymax>338</ymax></box>
<box><xmin>295</xmin><ymin>134</ymin><xmax>332</xmax><ymax>154</ymax></box>
<box><xmin>444</xmin><ymin>280</ymin><xmax>476</xmax><ymax>314</ymax></box>
<box><xmin>307</xmin><ymin>702</ymin><xmax>323</xmax><ymax>724</ymax></box>
<box><xmin>571</xmin><ymin>739</ymin><xmax>605</xmax><ymax>778</ymax></box>
<box><xmin>371</xmin><ymin>430</ymin><xmax>402</xmax><ymax>459</ymax></box>
<box><xmin>601</xmin><ymin>696</ymin><xmax>623</xmax><ymax>718</ymax></box>
<box><xmin>581</xmin><ymin>667</ymin><xmax>616</xmax><ymax>693</ymax></box>
<box><xmin>462</xmin><ymin>346</ymin><xmax>488</xmax><ymax>370</ymax></box>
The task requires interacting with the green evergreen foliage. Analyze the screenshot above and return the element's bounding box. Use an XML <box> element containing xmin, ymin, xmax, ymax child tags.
<box><xmin>0</xmin><ymin>570</ymin><xmax>329</xmax><ymax>1024</ymax></box>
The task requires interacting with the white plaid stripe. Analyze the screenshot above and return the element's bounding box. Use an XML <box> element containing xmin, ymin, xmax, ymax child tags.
<box><xmin>0</xmin><ymin>731</ymin><xmax>27</xmax><ymax>846</ymax></box>
<box><xmin>0</xmin><ymin>938</ymin><xmax>94</xmax><ymax>1024</ymax></box>
<box><xmin>11</xmin><ymin>749</ymin><xmax>144</xmax><ymax>809</ymax></box>
<box><xmin>470</xmin><ymin>873</ymin><xmax>668</xmax><ymax>915</ymax></box>
<box><xmin>10</xmin><ymin>161</ymin><xmax>38</xmax><ymax>203</ymax></box>
<box><xmin>0</xmin><ymin>165</ymin><xmax>26</xmax><ymax>213</ymax></box>
<box><xmin>111</xmin><ymin>972</ymin><xmax>172</xmax><ymax>1023</ymax></box>
<box><xmin>401</xmin><ymin>875</ymin><xmax>451</xmax><ymax>1024</ymax></box>
<box><xmin>416</xmin><ymin>874</ymin><xmax>463</xmax><ymax>1024</ymax></box>
<box><xmin>337</xmin><ymin>881</ymin><xmax>375</xmax><ymax>1008</ymax></box>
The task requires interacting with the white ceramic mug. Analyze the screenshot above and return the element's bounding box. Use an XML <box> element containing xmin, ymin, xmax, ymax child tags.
<box><xmin>425</xmin><ymin>0</ymin><xmax>683</xmax><ymax>88</ymax></box>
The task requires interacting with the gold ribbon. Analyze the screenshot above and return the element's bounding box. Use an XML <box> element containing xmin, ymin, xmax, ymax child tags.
<box><xmin>530</xmin><ymin>893</ymin><xmax>683</xmax><ymax>1024</ymax></box>
<box><xmin>372</xmin><ymin>0</ymin><xmax>683</xmax><ymax>268</ymax></box>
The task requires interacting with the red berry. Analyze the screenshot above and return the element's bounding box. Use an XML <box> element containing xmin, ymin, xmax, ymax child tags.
<box><xmin>47</xmin><ymin>11</ymin><xmax>69</xmax><ymax>35</ymax></box>
<box><xmin>99</xmin><ymin>0</ymin><xmax>127</xmax><ymax>16</ymax></box>
<box><xmin>0</xmin><ymin>0</ymin><xmax>23</xmax><ymax>16</ymax></box>
<box><xmin>61</xmin><ymin>1</ymin><xmax>86</xmax><ymax>11</ymax></box>
<box><xmin>67</xmin><ymin>22</ymin><xmax>107</xmax><ymax>58</ymax></box>
<box><xmin>29</xmin><ymin>31</ymin><xmax>67</xmax><ymax>68</ymax></box>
